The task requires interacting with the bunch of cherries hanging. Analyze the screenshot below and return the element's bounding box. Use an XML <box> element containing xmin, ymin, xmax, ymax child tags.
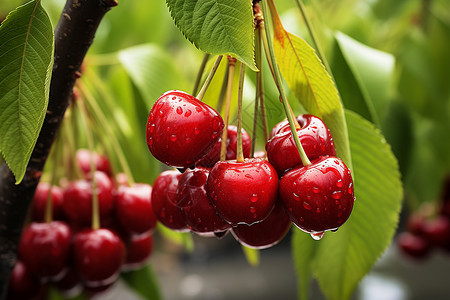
<box><xmin>146</xmin><ymin>84</ymin><xmax>355</xmax><ymax>247</ymax></box>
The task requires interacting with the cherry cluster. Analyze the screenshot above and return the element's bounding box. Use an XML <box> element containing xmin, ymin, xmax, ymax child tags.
<box><xmin>8</xmin><ymin>150</ymin><xmax>157</xmax><ymax>300</ymax></box>
<box><xmin>146</xmin><ymin>90</ymin><xmax>355</xmax><ymax>247</ymax></box>
<box><xmin>397</xmin><ymin>178</ymin><xmax>450</xmax><ymax>259</ymax></box>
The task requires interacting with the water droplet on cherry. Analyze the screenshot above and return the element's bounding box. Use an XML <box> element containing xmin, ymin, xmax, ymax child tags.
<box><xmin>310</xmin><ymin>232</ymin><xmax>324</xmax><ymax>240</ymax></box>
<box><xmin>185</xmin><ymin>109</ymin><xmax>192</xmax><ymax>117</ymax></box>
<box><xmin>303</xmin><ymin>202</ymin><xmax>312</xmax><ymax>210</ymax></box>
<box><xmin>250</xmin><ymin>194</ymin><xmax>258</xmax><ymax>202</ymax></box>
<box><xmin>194</xmin><ymin>127</ymin><xmax>200</xmax><ymax>135</ymax></box>
<box><xmin>170</xmin><ymin>135</ymin><xmax>177</xmax><ymax>142</ymax></box>
<box><xmin>336</xmin><ymin>179</ymin><xmax>343</xmax><ymax>188</ymax></box>
<box><xmin>250</xmin><ymin>207</ymin><xmax>256</xmax><ymax>213</ymax></box>
<box><xmin>176</xmin><ymin>106</ymin><xmax>183</xmax><ymax>114</ymax></box>
<box><xmin>312</xmin><ymin>187</ymin><xmax>320</xmax><ymax>194</ymax></box>
<box><xmin>348</xmin><ymin>183</ymin><xmax>353</xmax><ymax>194</ymax></box>
<box><xmin>332</xmin><ymin>191</ymin><xmax>342</xmax><ymax>199</ymax></box>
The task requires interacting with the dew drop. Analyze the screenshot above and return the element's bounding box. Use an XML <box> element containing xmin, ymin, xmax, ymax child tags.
<box><xmin>185</xmin><ymin>109</ymin><xmax>192</xmax><ymax>117</ymax></box>
<box><xmin>336</xmin><ymin>179</ymin><xmax>343</xmax><ymax>188</ymax></box>
<box><xmin>332</xmin><ymin>191</ymin><xmax>342</xmax><ymax>200</ymax></box>
<box><xmin>302</xmin><ymin>202</ymin><xmax>312</xmax><ymax>210</ymax></box>
<box><xmin>310</xmin><ymin>232</ymin><xmax>324</xmax><ymax>240</ymax></box>
<box><xmin>170</xmin><ymin>135</ymin><xmax>177</xmax><ymax>142</ymax></box>
<box><xmin>312</xmin><ymin>187</ymin><xmax>320</xmax><ymax>194</ymax></box>
<box><xmin>334</xmin><ymin>159</ymin><xmax>340</xmax><ymax>165</ymax></box>
<box><xmin>149</xmin><ymin>124</ymin><xmax>155</xmax><ymax>134</ymax></box>
<box><xmin>147</xmin><ymin>138</ymin><xmax>153</xmax><ymax>146</ymax></box>
<box><xmin>194</xmin><ymin>127</ymin><xmax>200</xmax><ymax>135</ymax></box>
<box><xmin>176</xmin><ymin>106</ymin><xmax>183</xmax><ymax>114</ymax></box>
<box><xmin>335</xmin><ymin>200</ymin><xmax>340</xmax><ymax>205</ymax></box>
<box><xmin>159</xmin><ymin>110</ymin><xmax>164</xmax><ymax>116</ymax></box>
<box><xmin>195</xmin><ymin>106</ymin><xmax>202</xmax><ymax>112</ymax></box>
<box><xmin>185</xmin><ymin>137</ymin><xmax>191</xmax><ymax>144</ymax></box>
<box><xmin>172</xmin><ymin>96</ymin><xmax>176</xmax><ymax>100</ymax></box>
<box><xmin>306</xmin><ymin>195</ymin><xmax>312</xmax><ymax>200</ymax></box>
<box><xmin>316</xmin><ymin>208</ymin><xmax>321</xmax><ymax>213</ymax></box>
<box><xmin>166</xmin><ymin>127</ymin><xmax>170</xmax><ymax>132</ymax></box>
<box><xmin>347</xmin><ymin>183</ymin><xmax>353</xmax><ymax>194</ymax></box>
<box><xmin>245</xmin><ymin>174</ymin><xmax>254</xmax><ymax>179</ymax></box>
<box><xmin>253</xmin><ymin>213</ymin><xmax>257</xmax><ymax>219</ymax></box>
<box><xmin>211</xmin><ymin>132</ymin><xmax>218</xmax><ymax>139</ymax></box>
<box><xmin>250</xmin><ymin>194</ymin><xmax>258</xmax><ymax>202</ymax></box>
<box><xmin>250</xmin><ymin>207</ymin><xmax>256</xmax><ymax>213</ymax></box>
<box><xmin>293</xmin><ymin>193</ymin><xmax>301</xmax><ymax>201</ymax></box>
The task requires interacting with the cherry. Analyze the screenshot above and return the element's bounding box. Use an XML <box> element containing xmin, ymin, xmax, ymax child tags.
<box><xmin>53</xmin><ymin>268</ymin><xmax>82</xmax><ymax>298</ymax></box>
<box><xmin>18</xmin><ymin>221</ymin><xmax>72</xmax><ymax>281</ymax></box>
<box><xmin>7</xmin><ymin>261</ymin><xmax>47</xmax><ymax>300</ymax></box>
<box><xmin>279</xmin><ymin>156</ymin><xmax>355</xmax><ymax>234</ymax></box>
<box><xmin>115</xmin><ymin>183</ymin><xmax>157</xmax><ymax>235</ymax></box>
<box><xmin>63</xmin><ymin>171</ymin><xmax>115</xmax><ymax>227</ymax></box>
<box><xmin>31</xmin><ymin>183</ymin><xmax>64</xmax><ymax>222</ymax></box>
<box><xmin>73</xmin><ymin>228</ymin><xmax>125</xmax><ymax>287</ymax></box>
<box><xmin>207</xmin><ymin>158</ymin><xmax>279</xmax><ymax>226</ymax></box>
<box><xmin>146</xmin><ymin>90</ymin><xmax>224</xmax><ymax>168</ymax></box>
<box><xmin>123</xmin><ymin>233</ymin><xmax>154</xmax><ymax>271</ymax></box>
<box><xmin>151</xmin><ymin>170</ymin><xmax>188</xmax><ymax>231</ymax></box>
<box><xmin>197</xmin><ymin>125</ymin><xmax>252</xmax><ymax>167</ymax></box>
<box><xmin>397</xmin><ymin>232</ymin><xmax>431</xmax><ymax>259</ymax></box>
<box><xmin>177</xmin><ymin>167</ymin><xmax>230</xmax><ymax>234</ymax></box>
<box><xmin>232</xmin><ymin>201</ymin><xmax>292</xmax><ymax>249</ymax></box>
<box><xmin>76</xmin><ymin>149</ymin><xmax>112</xmax><ymax>177</ymax></box>
<box><xmin>421</xmin><ymin>216</ymin><xmax>450</xmax><ymax>248</ymax></box>
<box><xmin>266</xmin><ymin>114</ymin><xmax>336</xmax><ymax>175</ymax></box>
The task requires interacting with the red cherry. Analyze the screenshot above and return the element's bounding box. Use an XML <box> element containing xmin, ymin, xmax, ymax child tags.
<box><xmin>232</xmin><ymin>201</ymin><xmax>292</xmax><ymax>249</ymax></box>
<box><xmin>63</xmin><ymin>171</ymin><xmax>115</xmax><ymax>227</ymax></box>
<box><xmin>18</xmin><ymin>221</ymin><xmax>72</xmax><ymax>281</ymax></box>
<box><xmin>53</xmin><ymin>268</ymin><xmax>82</xmax><ymax>298</ymax></box>
<box><xmin>197</xmin><ymin>125</ymin><xmax>252</xmax><ymax>167</ymax></box>
<box><xmin>123</xmin><ymin>233</ymin><xmax>154</xmax><ymax>271</ymax></box>
<box><xmin>146</xmin><ymin>90</ymin><xmax>224</xmax><ymax>168</ymax></box>
<box><xmin>115</xmin><ymin>183</ymin><xmax>157</xmax><ymax>235</ymax></box>
<box><xmin>177</xmin><ymin>167</ymin><xmax>230</xmax><ymax>234</ymax></box>
<box><xmin>151</xmin><ymin>170</ymin><xmax>188</xmax><ymax>231</ymax></box>
<box><xmin>73</xmin><ymin>228</ymin><xmax>125</xmax><ymax>287</ymax></box>
<box><xmin>76</xmin><ymin>149</ymin><xmax>112</xmax><ymax>177</ymax></box>
<box><xmin>421</xmin><ymin>216</ymin><xmax>450</xmax><ymax>248</ymax></box>
<box><xmin>31</xmin><ymin>183</ymin><xmax>64</xmax><ymax>222</ymax></box>
<box><xmin>397</xmin><ymin>232</ymin><xmax>431</xmax><ymax>259</ymax></box>
<box><xmin>207</xmin><ymin>158</ymin><xmax>279</xmax><ymax>226</ymax></box>
<box><xmin>279</xmin><ymin>156</ymin><xmax>355</xmax><ymax>234</ymax></box>
<box><xmin>7</xmin><ymin>261</ymin><xmax>47</xmax><ymax>300</ymax></box>
<box><xmin>266</xmin><ymin>114</ymin><xmax>336</xmax><ymax>175</ymax></box>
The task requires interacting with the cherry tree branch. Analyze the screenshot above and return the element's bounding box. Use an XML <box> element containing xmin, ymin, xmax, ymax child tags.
<box><xmin>0</xmin><ymin>0</ymin><xmax>117</xmax><ymax>297</ymax></box>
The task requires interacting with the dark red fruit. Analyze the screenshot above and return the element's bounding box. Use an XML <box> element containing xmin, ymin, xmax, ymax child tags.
<box><xmin>73</xmin><ymin>228</ymin><xmax>125</xmax><ymax>287</ymax></box>
<box><xmin>146</xmin><ymin>90</ymin><xmax>224</xmax><ymax>168</ymax></box>
<box><xmin>63</xmin><ymin>171</ymin><xmax>115</xmax><ymax>227</ymax></box>
<box><xmin>232</xmin><ymin>201</ymin><xmax>292</xmax><ymax>249</ymax></box>
<box><xmin>421</xmin><ymin>216</ymin><xmax>450</xmax><ymax>248</ymax></box>
<box><xmin>115</xmin><ymin>183</ymin><xmax>157</xmax><ymax>235</ymax></box>
<box><xmin>76</xmin><ymin>149</ymin><xmax>112</xmax><ymax>177</ymax></box>
<box><xmin>266</xmin><ymin>114</ymin><xmax>336</xmax><ymax>175</ymax></box>
<box><xmin>177</xmin><ymin>167</ymin><xmax>230</xmax><ymax>234</ymax></box>
<box><xmin>53</xmin><ymin>268</ymin><xmax>82</xmax><ymax>298</ymax></box>
<box><xmin>207</xmin><ymin>158</ymin><xmax>279</xmax><ymax>226</ymax></box>
<box><xmin>151</xmin><ymin>170</ymin><xmax>188</xmax><ymax>231</ymax></box>
<box><xmin>397</xmin><ymin>232</ymin><xmax>431</xmax><ymax>259</ymax></box>
<box><xmin>31</xmin><ymin>183</ymin><xmax>64</xmax><ymax>222</ymax></box>
<box><xmin>123</xmin><ymin>233</ymin><xmax>154</xmax><ymax>271</ymax></box>
<box><xmin>7</xmin><ymin>261</ymin><xmax>46</xmax><ymax>300</ymax></box>
<box><xmin>279</xmin><ymin>156</ymin><xmax>355</xmax><ymax>234</ymax></box>
<box><xmin>19</xmin><ymin>221</ymin><xmax>72</xmax><ymax>281</ymax></box>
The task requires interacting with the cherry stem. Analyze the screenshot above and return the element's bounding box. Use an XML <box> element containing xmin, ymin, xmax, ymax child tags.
<box><xmin>78</xmin><ymin>79</ymin><xmax>135</xmax><ymax>186</ymax></box>
<box><xmin>215</xmin><ymin>67</ymin><xmax>229</xmax><ymax>113</ymax></box>
<box><xmin>251</xmin><ymin>28</ymin><xmax>261</xmax><ymax>157</ymax></box>
<box><xmin>260</xmin><ymin>1</ymin><xmax>311</xmax><ymax>166</ymax></box>
<box><xmin>76</xmin><ymin>98</ymin><xmax>100</xmax><ymax>230</ymax></box>
<box><xmin>236</xmin><ymin>63</ymin><xmax>246</xmax><ymax>163</ymax></box>
<box><xmin>220</xmin><ymin>57</ymin><xmax>237</xmax><ymax>161</ymax></box>
<box><xmin>192</xmin><ymin>53</ymin><xmax>211</xmax><ymax>96</ymax></box>
<box><xmin>196</xmin><ymin>55</ymin><xmax>223</xmax><ymax>101</ymax></box>
<box><xmin>293</xmin><ymin>0</ymin><xmax>333</xmax><ymax>79</ymax></box>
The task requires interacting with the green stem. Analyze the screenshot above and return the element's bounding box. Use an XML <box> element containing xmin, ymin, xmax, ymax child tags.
<box><xmin>215</xmin><ymin>67</ymin><xmax>229</xmax><ymax>113</ymax></box>
<box><xmin>220</xmin><ymin>57</ymin><xmax>237</xmax><ymax>161</ymax></box>
<box><xmin>261</xmin><ymin>1</ymin><xmax>310</xmax><ymax>166</ymax></box>
<box><xmin>236</xmin><ymin>63</ymin><xmax>246</xmax><ymax>163</ymax></box>
<box><xmin>196</xmin><ymin>55</ymin><xmax>223</xmax><ymax>101</ymax></box>
<box><xmin>192</xmin><ymin>53</ymin><xmax>211</xmax><ymax>96</ymax></box>
<box><xmin>251</xmin><ymin>28</ymin><xmax>261</xmax><ymax>157</ymax></box>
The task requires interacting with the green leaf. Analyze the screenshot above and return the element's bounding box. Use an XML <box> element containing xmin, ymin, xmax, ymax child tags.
<box><xmin>241</xmin><ymin>245</ymin><xmax>260</xmax><ymax>267</ymax></box>
<box><xmin>118</xmin><ymin>44</ymin><xmax>189</xmax><ymax>109</ymax></box>
<box><xmin>157</xmin><ymin>223</ymin><xmax>194</xmax><ymax>252</ymax></box>
<box><xmin>313</xmin><ymin>110</ymin><xmax>402</xmax><ymax>300</ymax></box>
<box><xmin>335</xmin><ymin>32</ymin><xmax>395</xmax><ymax>123</ymax></box>
<box><xmin>0</xmin><ymin>0</ymin><xmax>54</xmax><ymax>183</ymax></box>
<box><xmin>268</xmin><ymin>5</ymin><xmax>351</xmax><ymax>167</ymax></box>
<box><xmin>122</xmin><ymin>264</ymin><xmax>162</xmax><ymax>300</ymax></box>
<box><xmin>165</xmin><ymin>0</ymin><xmax>256</xmax><ymax>71</ymax></box>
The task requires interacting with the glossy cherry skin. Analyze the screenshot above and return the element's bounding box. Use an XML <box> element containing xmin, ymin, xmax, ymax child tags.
<box><xmin>279</xmin><ymin>156</ymin><xmax>355</xmax><ymax>233</ymax></box>
<box><xmin>123</xmin><ymin>233</ymin><xmax>154</xmax><ymax>271</ymax></box>
<box><xmin>7</xmin><ymin>261</ymin><xmax>47</xmax><ymax>300</ymax></box>
<box><xmin>31</xmin><ymin>183</ymin><xmax>64</xmax><ymax>222</ymax></box>
<box><xmin>115</xmin><ymin>183</ymin><xmax>157</xmax><ymax>235</ymax></box>
<box><xmin>397</xmin><ymin>232</ymin><xmax>431</xmax><ymax>259</ymax></box>
<box><xmin>73</xmin><ymin>228</ymin><xmax>125</xmax><ymax>287</ymax></box>
<box><xmin>197</xmin><ymin>126</ymin><xmax>252</xmax><ymax>167</ymax></box>
<box><xmin>207</xmin><ymin>158</ymin><xmax>279</xmax><ymax>226</ymax></box>
<box><xmin>18</xmin><ymin>221</ymin><xmax>72</xmax><ymax>281</ymax></box>
<box><xmin>151</xmin><ymin>170</ymin><xmax>188</xmax><ymax>231</ymax></box>
<box><xmin>146</xmin><ymin>90</ymin><xmax>224</xmax><ymax>168</ymax></box>
<box><xmin>63</xmin><ymin>171</ymin><xmax>115</xmax><ymax>227</ymax></box>
<box><xmin>232</xmin><ymin>201</ymin><xmax>292</xmax><ymax>249</ymax></box>
<box><xmin>76</xmin><ymin>149</ymin><xmax>112</xmax><ymax>177</ymax></box>
<box><xmin>266</xmin><ymin>114</ymin><xmax>336</xmax><ymax>175</ymax></box>
<box><xmin>177</xmin><ymin>167</ymin><xmax>230</xmax><ymax>234</ymax></box>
